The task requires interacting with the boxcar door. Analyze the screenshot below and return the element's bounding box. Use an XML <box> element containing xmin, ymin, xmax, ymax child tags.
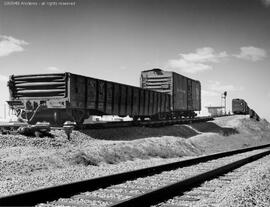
<box><xmin>187</xmin><ymin>79</ymin><xmax>193</xmax><ymax>110</ymax></box>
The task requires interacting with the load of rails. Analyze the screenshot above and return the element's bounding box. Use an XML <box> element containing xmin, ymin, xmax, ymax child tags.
<box><xmin>7</xmin><ymin>68</ymin><xmax>201</xmax><ymax>126</ymax></box>
<box><xmin>232</xmin><ymin>98</ymin><xmax>260</xmax><ymax>121</ymax></box>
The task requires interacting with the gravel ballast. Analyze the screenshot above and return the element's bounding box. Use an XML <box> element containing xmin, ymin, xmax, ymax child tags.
<box><xmin>192</xmin><ymin>154</ymin><xmax>270</xmax><ymax>207</ymax></box>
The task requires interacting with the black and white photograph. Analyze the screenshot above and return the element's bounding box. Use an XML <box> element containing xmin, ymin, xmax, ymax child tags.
<box><xmin>0</xmin><ymin>0</ymin><xmax>270</xmax><ymax>206</ymax></box>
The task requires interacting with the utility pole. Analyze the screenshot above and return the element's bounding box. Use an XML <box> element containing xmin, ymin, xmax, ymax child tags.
<box><xmin>221</xmin><ymin>91</ymin><xmax>227</xmax><ymax>115</ymax></box>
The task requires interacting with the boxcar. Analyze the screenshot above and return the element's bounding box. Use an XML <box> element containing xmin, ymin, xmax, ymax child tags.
<box><xmin>7</xmin><ymin>73</ymin><xmax>170</xmax><ymax>125</ymax></box>
<box><xmin>140</xmin><ymin>68</ymin><xmax>201</xmax><ymax>118</ymax></box>
<box><xmin>232</xmin><ymin>98</ymin><xmax>249</xmax><ymax>114</ymax></box>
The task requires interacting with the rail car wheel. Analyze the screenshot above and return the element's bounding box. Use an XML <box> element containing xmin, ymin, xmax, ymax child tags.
<box><xmin>71</xmin><ymin>110</ymin><xmax>87</xmax><ymax>125</ymax></box>
<box><xmin>150</xmin><ymin>114</ymin><xmax>158</xmax><ymax>121</ymax></box>
<box><xmin>34</xmin><ymin>131</ymin><xmax>41</xmax><ymax>138</ymax></box>
<box><xmin>52</xmin><ymin>110</ymin><xmax>72</xmax><ymax>126</ymax></box>
<box><xmin>133</xmin><ymin>116</ymin><xmax>139</xmax><ymax>121</ymax></box>
<box><xmin>166</xmin><ymin>113</ymin><xmax>173</xmax><ymax>120</ymax></box>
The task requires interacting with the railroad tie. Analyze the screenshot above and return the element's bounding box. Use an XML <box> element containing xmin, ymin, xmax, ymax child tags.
<box><xmin>160</xmin><ymin>204</ymin><xmax>189</xmax><ymax>207</ymax></box>
<box><xmin>175</xmin><ymin>195</ymin><xmax>200</xmax><ymax>202</ymax></box>
<box><xmin>218</xmin><ymin>177</ymin><xmax>234</xmax><ymax>181</ymax></box>
<box><xmin>53</xmin><ymin>200</ymin><xmax>91</xmax><ymax>207</ymax></box>
<box><xmin>196</xmin><ymin>187</ymin><xmax>216</xmax><ymax>192</ymax></box>
<box><xmin>107</xmin><ymin>185</ymin><xmax>149</xmax><ymax>192</ymax></box>
<box><xmin>102</xmin><ymin>189</ymin><xmax>140</xmax><ymax>197</ymax></box>
<box><xmin>184</xmin><ymin>191</ymin><xmax>211</xmax><ymax>197</ymax></box>
<box><xmin>73</xmin><ymin>194</ymin><xmax>120</xmax><ymax>203</ymax></box>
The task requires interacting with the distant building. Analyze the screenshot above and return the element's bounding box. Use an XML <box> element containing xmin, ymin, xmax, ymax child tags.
<box><xmin>205</xmin><ymin>106</ymin><xmax>225</xmax><ymax>116</ymax></box>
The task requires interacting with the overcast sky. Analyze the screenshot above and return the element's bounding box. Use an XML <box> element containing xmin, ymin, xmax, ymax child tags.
<box><xmin>0</xmin><ymin>0</ymin><xmax>270</xmax><ymax>120</ymax></box>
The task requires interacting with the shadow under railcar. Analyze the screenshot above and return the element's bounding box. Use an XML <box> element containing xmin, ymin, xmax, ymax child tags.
<box><xmin>78</xmin><ymin>121</ymin><xmax>238</xmax><ymax>140</ymax></box>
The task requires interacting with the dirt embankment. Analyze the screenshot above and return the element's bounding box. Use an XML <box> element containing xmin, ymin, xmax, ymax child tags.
<box><xmin>1</xmin><ymin>115</ymin><xmax>270</xmax><ymax>169</ymax></box>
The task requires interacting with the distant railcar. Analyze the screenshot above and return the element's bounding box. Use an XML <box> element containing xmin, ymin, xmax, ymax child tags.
<box><xmin>233</xmin><ymin>99</ymin><xmax>260</xmax><ymax>121</ymax></box>
<box><xmin>140</xmin><ymin>69</ymin><xmax>201</xmax><ymax>118</ymax></box>
<box><xmin>232</xmin><ymin>98</ymin><xmax>249</xmax><ymax>114</ymax></box>
<box><xmin>255</xmin><ymin>113</ymin><xmax>260</xmax><ymax>121</ymax></box>
<box><xmin>249</xmin><ymin>108</ymin><xmax>255</xmax><ymax>118</ymax></box>
<box><xmin>7</xmin><ymin>73</ymin><xmax>170</xmax><ymax>125</ymax></box>
<box><xmin>249</xmin><ymin>109</ymin><xmax>260</xmax><ymax>121</ymax></box>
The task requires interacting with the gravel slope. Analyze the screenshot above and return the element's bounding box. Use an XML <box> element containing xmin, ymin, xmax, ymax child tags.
<box><xmin>1</xmin><ymin>115</ymin><xmax>270</xmax><ymax>197</ymax></box>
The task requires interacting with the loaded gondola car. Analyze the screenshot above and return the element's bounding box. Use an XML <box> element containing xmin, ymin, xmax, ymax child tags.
<box><xmin>7</xmin><ymin>72</ymin><xmax>171</xmax><ymax>126</ymax></box>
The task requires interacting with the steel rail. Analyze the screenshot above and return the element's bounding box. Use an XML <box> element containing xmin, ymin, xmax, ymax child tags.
<box><xmin>0</xmin><ymin>143</ymin><xmax>269</xmax><ymax>206</ymax></box>
<box><xmin>110</xmin><ymin>149</ymin><xmax>270</xmax><ymax>207</ymax></box>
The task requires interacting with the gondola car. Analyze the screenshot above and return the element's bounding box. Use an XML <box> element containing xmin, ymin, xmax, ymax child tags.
<box><xmin>7</xmin><ymin>73</ymin><xmax>170</xmax><ymax>125</ymax></box>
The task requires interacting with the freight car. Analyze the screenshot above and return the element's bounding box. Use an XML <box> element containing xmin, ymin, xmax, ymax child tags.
<box><xmin>7</xmin><ymin>73</ymin><xmax>171</xmax><ymax>126</ymax></box>
<box><xmin>140</xmin><ymin>69</ymin><xmax>201</xmax><ymax>118</ymax></box>
<box><xmin>232</xmin><ymin>98</ymin><xmax>250</xmax><ymax>114</ymax></box>
<box><xmin>232</xmin><ymin>99</ymin><xmax>260</xmax><ymax>121</ymax></box>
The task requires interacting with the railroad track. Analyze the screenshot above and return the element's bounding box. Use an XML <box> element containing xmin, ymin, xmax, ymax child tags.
<box><xmin>1</xmin><ymin>143</ymin><xmax>269</xmax><ymax>207</ymax></box>
<box><xmin>0</xmin><ymin>116</ymin><xmax>216</xmax><ymax>133</ymax></box>
<box><xmin>79</xmin><ymin>116</ymin><xmax>214</xmax><ymax>130</ymax></box>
